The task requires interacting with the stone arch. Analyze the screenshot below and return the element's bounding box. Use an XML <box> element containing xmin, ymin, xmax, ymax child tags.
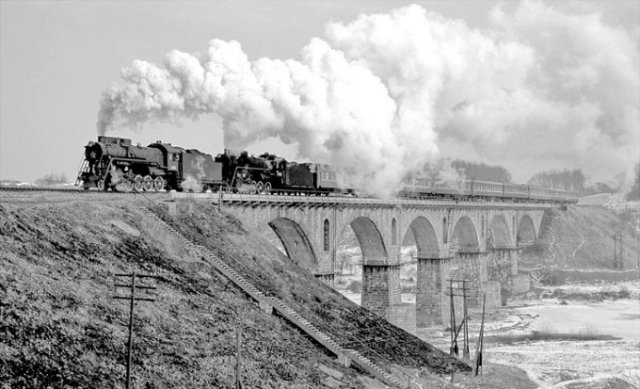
<box><xmin>269</xmin><ymin>218</ymin><xmax>318</xmax><ymax>269</ymax></box>
<box><xmin>405</xmin><ymin>216</ymin><xmax>440</xmax><ymax>258</ymax></box>
<box><xmin>488</xmin><ymin>214</ymin><xmax>511</xmax><ymax>248</ymax></box>
<box><xmin>452</xmin><ymin>215</ymin><xmax>480</xmax><ymax>252</ymax></box>
<box><xmin>517</xmin><ymin>215</ymin><xmax>537</xmax><ymax>245</ymax></box>
<box><xmin>350</xmin><ymin>216</ymin><xmax>388</xmax><ymax>264</ymax></box>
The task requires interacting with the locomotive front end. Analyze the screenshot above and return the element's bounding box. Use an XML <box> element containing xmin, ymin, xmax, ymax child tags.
<box><xmin>78</xmin><ymin>138</ymin><xmax>112</xmax><ymax>190</ymax></box>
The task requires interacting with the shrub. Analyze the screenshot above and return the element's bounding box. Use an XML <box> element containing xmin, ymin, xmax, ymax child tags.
<box><xmin>348</xmin><ymin>280</ymin><xmax>362</xmax><ymax>293</ymax></box>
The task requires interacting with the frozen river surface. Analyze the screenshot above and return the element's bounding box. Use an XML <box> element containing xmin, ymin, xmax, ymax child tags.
<box><xmin>339</xmin><ymin>287</ymin><xmax>640</xmax><ymax>388</ymax></box>
<box><xmin>486</xmin><ymin>299</ymin><xmax>640</xmax><ymax>388</ymax></box>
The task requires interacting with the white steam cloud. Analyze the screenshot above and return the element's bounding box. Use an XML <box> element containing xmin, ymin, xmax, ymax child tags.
<box><xmin>98</xmin><ymin>1</ymin><xmax>639</xmax><ymax>195</ymax></box>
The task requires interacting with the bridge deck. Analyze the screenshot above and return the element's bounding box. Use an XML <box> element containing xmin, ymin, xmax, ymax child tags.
<box><xmin>171</xmin><ymin>192</ymin><xmax>557</xmax><ymax>209</ymax></box>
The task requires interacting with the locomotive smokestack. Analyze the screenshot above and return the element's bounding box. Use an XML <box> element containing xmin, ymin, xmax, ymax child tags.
<box><xmin>97</xmin><ymin>3</ymin><xmax>639</xmax><ymax>194</ymax></box>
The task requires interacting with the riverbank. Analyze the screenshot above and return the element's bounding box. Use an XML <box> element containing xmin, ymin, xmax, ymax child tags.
<box><xmin>336</xmin><ymin>279</ymin><xmax>640</xmax><ymax>388</ymax></box>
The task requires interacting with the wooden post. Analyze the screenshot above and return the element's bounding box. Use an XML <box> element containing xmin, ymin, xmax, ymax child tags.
<box><xmin>462</xmin><ymin>280</ymin><xmax>469</xmax><ymax>360</ymax></box>
<box><xmin>113</xmin><ymin>273</ymin><xmax>158</xmax><ymax>389</ymax></box>
<box><xmin>236</xmin><ymin>326</ymin><xmax>243</xmax><ymax>389</ymax></box>
<box><xmin>125</xmin><ymin>273</ymin><xmax>136</xmax><ymax>389</ymax></box>
<box><xmin>449</xmin><ymin>279</ymin><xmax>456</xmax><ymax>356</ymax></box>
<box><xmin>619</xmin><ymin>232</ymin><xmax>624</xmax><ymax>269</ymax></box>
<box><xmin>474</xmin><ymin>293</ymin><xmax>486</xmax><ymax>376</ymax></box>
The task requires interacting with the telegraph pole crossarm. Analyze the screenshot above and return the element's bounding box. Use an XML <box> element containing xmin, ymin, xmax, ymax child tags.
<box><xmin>112</xmin><ymin>272</ymin><xmax>160</xmax><ymax>389</ymax></box>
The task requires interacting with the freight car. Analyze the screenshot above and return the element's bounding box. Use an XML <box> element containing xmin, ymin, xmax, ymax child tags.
<box><xmin>77</xmin><ymin>136</ymin><xmax>223</xmax><ymax>192</ymax></box>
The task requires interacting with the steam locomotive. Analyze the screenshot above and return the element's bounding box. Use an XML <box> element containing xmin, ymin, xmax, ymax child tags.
<box><xmin>77</xmin><ymin>136</ymin><xmax>350</xmax><ymax>194</ymax></box>
<box><xmin>77</xmin><ymin>136</ymin><xmax>580</xmax><ymax>203</ymax></box>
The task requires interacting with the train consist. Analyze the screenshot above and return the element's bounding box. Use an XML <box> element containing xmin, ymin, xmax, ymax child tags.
<box><xmin>77</xmin><ymin>136</ymin><xmax>579</xmax><ymax>202</ymax></box>
<box><xmin>77</xmin><ymin>136</ymin><xmax>351</xmax><ymax>195</ymax></box>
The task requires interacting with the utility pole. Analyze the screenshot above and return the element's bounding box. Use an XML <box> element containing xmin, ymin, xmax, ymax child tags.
<box><xmin>636</xmin><ymin>221</ymin><xmax>640</xmax><ymax>269</ymax></box>
<box><xmin>462</xmin><ymin>280</ymin><xmax>469</xmax><ymax>360</ymax></box>
<box><xmin>619</xmin><ymin>232</ymin><xmax>624</xmax><ymax>269</ymax></box>
<box><xmin>235</xmin><ymin>326</ymin><xmax>243</xmax><ymax>389</ymax></box>
<box><xmin>613</xmin><ymin>233</ymin><xmax>617</xmax><ymax>269</ymax></box>
<box><xmin>448</xmin><ymin>278</ymin><xmax>476</xmax><ymax>359</ymax></box>
<box><xmin>613</xmin><ymin>232</ymin><xmax>624</xmax><ymax>269</ymax></box>
<box><xmin>113</xmin><ymin>273</ymin><xmax>159</xmax><ymax>389</ymax></box>
<box><xmin>449</xmin><ymin>279</ymin><xmax>456</xmax><ymax>356</ymax></box>
<box><xmin>474</xmin><ymin>293</ymin><xmax>486</xmax><ymax>377</ymax></box>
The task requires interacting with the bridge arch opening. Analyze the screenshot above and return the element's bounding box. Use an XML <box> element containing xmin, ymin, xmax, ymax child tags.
<box><xmin>349</xmin><ymin>217</ymin><xmax>388</xmax><ymax>264</ymax></box>
<box><xmin>488</xmin><ymin>214</ymin><xmax>511</xmax><ymax>248</ymax></box>
<box><xmin>517</xmin><ymin>215</ymin><xmax>537</xmax><ymax>245</ymax></box>
<box><xmin>268</xmin><ymin>218</ymin><xmax>318</xmax><ymax>270</ymax></box>
<box><xmin>405</xmin><ymin>217</ymin><xmax>440</xmax><ymax>259</ymax></box>
<box><xmin>398</xmin><ymin>217</ymin><xmax>441</xmax><ymax>315</ymax></box>
<box><xmin>333</xmin><ymin>217</ymin><xmax>388</xmax><ymax>307</ymax></box>
<box><xmin>452</xmin><ymin>216</ymin><xmax>480</xmax><ymax>252</ymax></box>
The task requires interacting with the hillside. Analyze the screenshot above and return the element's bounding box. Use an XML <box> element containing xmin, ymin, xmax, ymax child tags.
<box><xmin>0</xmin><ymin>194</ymin><xmax>475</xmax><ymax>388</ymax></box>
<box><xmin>520</xmin><ymin>204</ymin><xmax>639</xmax><ymax>274</ymax></box>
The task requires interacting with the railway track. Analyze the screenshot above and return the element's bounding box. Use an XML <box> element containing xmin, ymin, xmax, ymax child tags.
<box><xmin>0</xmin><ymin>185</ymin><xmax>169</xmax><ymax>195</ymax></box>
<box><xmin>0</xmin><ymin>184</ymin><xmax>579</xmax><ymax>206</ymax></box>
<box><xmin>0</xmin><ymin>185</ymin><xmax>85</xmax><ymax>193</ymax></box>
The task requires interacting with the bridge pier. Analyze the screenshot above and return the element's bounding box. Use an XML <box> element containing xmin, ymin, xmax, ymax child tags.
<box><xmin>416</xmin><ymin>257</ymin><xmax>451</xmax><ymax>327</ymax></box>
<box><xmin>488</xmin><ymin>247</ymin><xmax>530</xmax><ymax>302</ymax></box>
<box><xmin>449</xmin><ymin>251</ymin><xmax>492</xmax><ymax>308</ymax></box>
<box><xmin>361</xmin><ymin>264</ymin><xmax>401</xmax><ymax>318</ymax></box>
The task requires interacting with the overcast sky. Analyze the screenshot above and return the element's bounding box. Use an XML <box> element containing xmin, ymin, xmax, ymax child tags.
<box><xmin>1</xmin><ymin>0</ymin><xmax>638</xmax><ymax>189</ymax></box>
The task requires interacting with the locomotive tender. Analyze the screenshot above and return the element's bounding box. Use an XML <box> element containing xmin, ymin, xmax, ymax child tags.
<box><xmin>77</xmin><ymin>136</ymin><xmax>579</xmax><ymax>203</ymax></box>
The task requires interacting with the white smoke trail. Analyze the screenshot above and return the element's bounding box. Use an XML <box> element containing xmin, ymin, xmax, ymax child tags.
<box><xmin>180</xmin><ymin>155</ymin><xmax>206</xmax><ymax>192</ymax></box>
<box><xmin>98</xmin><ymin>1</ymin><xmax>639</xmax><ymax>195</ymax></box>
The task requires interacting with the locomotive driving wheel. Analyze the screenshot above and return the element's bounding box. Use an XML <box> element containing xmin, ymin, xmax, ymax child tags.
<box><xmin>153</xmin><ymin>176</ymin><xmax>165</xmax><ymax>191</ymax></box>
<box><xmin>133</xmin><ymin>175</ymin><xmax>144</xmax><ymax>192</ymax></box>
<box><xmin>97</xmin><ymin>179</ymin><xmax>105</xmax><ymax>191</ymax></box>
<box><xmin>264</xmin><ymin>182</ymin><xmax>272</xmax><ymax>194</ymax></box>
<box><xmin>142</xmin><ymin>175</ymin><xmax>153</xmax><ymax>191</ymax></box>
<box><xmin>256</xmin><ymin>181</ymin><xmax>264</xmax><ymax>194</ymax></box>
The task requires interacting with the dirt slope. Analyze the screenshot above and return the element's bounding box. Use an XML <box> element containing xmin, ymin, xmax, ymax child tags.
<box><xmin>0</xmin><ymin>195</ymin><xmax>472</xmax><ymax>388</ymax></box>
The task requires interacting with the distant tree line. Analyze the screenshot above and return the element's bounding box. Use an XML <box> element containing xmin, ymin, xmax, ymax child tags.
<box><xmin>527</xmin><ymin>169</ymin><xmax>586</xmax><ymax>192</ymax></box>
<box><xmin>450</xmin><ymin>160</ymin><xmax>513</xmax><ymax>183</ymax></box>
<box><xmin>626</xmin><ymin>162</ymin><xmax>640</xmax><ymax>200</ymax></box>
<box><xmin>35</xmin><ymin>173</ymin><xmax>68</xmax><ymax>186</ymax></box>
<box><xmin>414</xmin><ymin>159</ymin><xmax>639</xmax><ymax>197</ymax></box>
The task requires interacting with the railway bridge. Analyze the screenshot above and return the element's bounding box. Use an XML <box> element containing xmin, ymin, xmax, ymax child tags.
<box><xmin>172</xmin><ymin>192</ymin><xmax>551</xmax><ymax>328</ymax></box>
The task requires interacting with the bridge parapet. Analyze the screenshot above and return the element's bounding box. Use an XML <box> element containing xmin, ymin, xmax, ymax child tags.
<box><xmin>212</xmin><ymin>193</ymin><xmax>557</xmax><ymax>210</ymax></box>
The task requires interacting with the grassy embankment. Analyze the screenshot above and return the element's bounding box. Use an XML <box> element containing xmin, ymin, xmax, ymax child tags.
<box><xmin>0</xmin><ymin>197</ymin><xmax>472</xmax><ymax>388</ymax></box>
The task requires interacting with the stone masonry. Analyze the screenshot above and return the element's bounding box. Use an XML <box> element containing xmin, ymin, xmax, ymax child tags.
<box><xmin>171</xmin><ymin>192</ymin><xmax>550</xmax><ymax>327</ymax></box>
